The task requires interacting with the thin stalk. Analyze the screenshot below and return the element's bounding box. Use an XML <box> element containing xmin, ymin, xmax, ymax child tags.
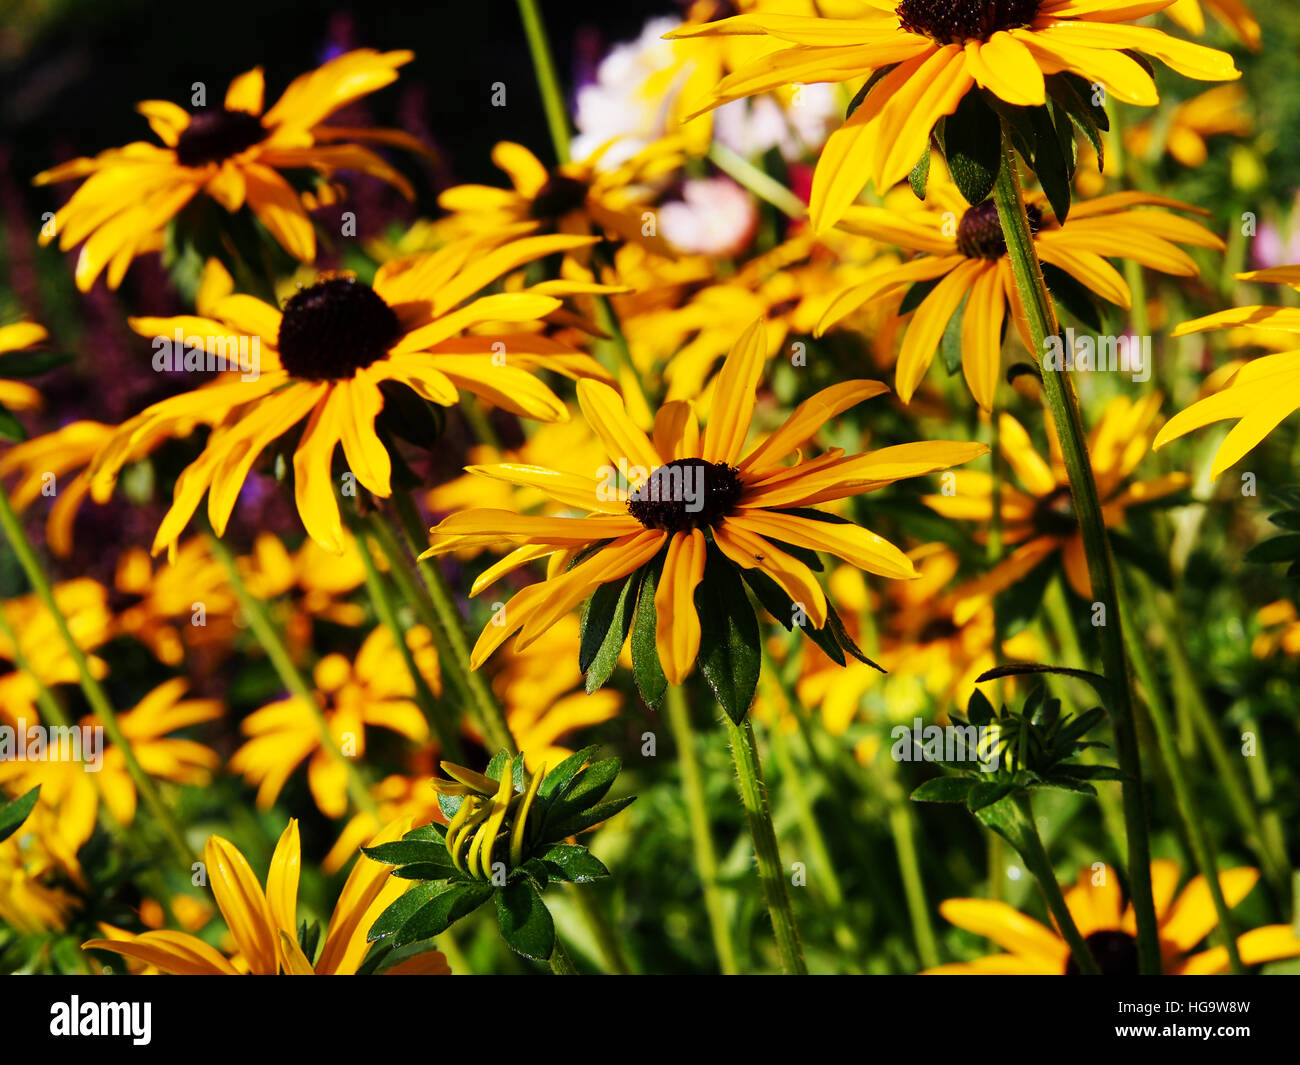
<box><xmin>992</xmin><ymin>129</ymin><xmax>1160</xmax><ymax>974</ymax></box>
<box><xmin>352</xmin><ymin>514</ymin><xmax>463</xmax><ymax>760</ymax></box>
<box><xmin>515</xmin><ymin>0</ymin><xmax>571</xmax><ymax>164</ymax></box>
<box><xmin>707</xmin><ymin>142</ymin><xmax>807</xmax><ymax>219</ymax></box>
<box><xmin>549</xmin><ymin>936</ymin><xmax>578</xmax><ymax>975</ymax></box>
<box><xmin>1118</xmin><ymin>583</ymin><xmax>1243</xmax><ymax>973</ymax></box>
<box><xmin>881</xmin><ymin>759</ymin><xmax>941</xmax><ymax>970</ymax></box>
<box><xmin>726</xmin><ymin>715</ymin><xmax>807</xmax><ymax>974</ymax></box>
<box><xmin>567</xmin><ymin>883</ymin><xmax>632</xmax><ymax>975</ymax></box>
<box><xmin>387</xmin><ymin>494</ymin><xmax>516</xmax><ymax>754</ymax></box>
<box><xmin>0</xmin><ymin>485</ymin><xmax>193</xmax><ymax>865</ymax></box>
<box><xmin>665</xmin><ymin>686</ymin><xmax>739</xmax><ymax>974</ymax></box>
<box><xmin>1011</xmin><ymin>794</ymin><xmax>1101</xmax><ymax>975</ymax></box>
<box><xmin>206</xmin><ymin>532</ymin><xmax>378</xmax><ymax>818</ymax></box>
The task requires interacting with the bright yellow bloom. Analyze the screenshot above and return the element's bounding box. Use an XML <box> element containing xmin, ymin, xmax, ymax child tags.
<box><xmin>925</xmin><ymin>861</ymin><xmax>1300</xmax><ymax>974</ymax></box>
<box><xmin>423</xmin><ymin>316</ymin><xmax>986</xmax><ymax>683</ymax></box>
<box><xmin>0</xmin><ymin>819</ymin><xmax>80</xmax><ymax>934</ymax></box>
<box><xmin>438</xmin><ymin>138</ymin><xmax>683</xmax><ymax>261</ymax></box>
<box><xmin>0</xmin><ymin>579</ymin><xmax>112</xmax><ymax>699</ymax></box>
<box><xmin>1251</xmin><ymin>599</ymin><xmax>1300</xmax><ymax>659</ymax></box>
<box><xmin>1125</xmin><ymin>83</ymin><xmax>1251</xmax><ymax>168</ymax></box>
<box><xmin>83</xmin><ymin>818</ymin><xmax>450</xmax><ymax>974</ymax></box>
<box><xmin>669</xmin><ymin>1</ymin><xmax>1239</xmax><ymax>231</ymax></box>
<box><xmin>926</xmin><ymin>400</ymin><xmax>1188</xmax><ymax>598</ymax></box>
<box><xmin>86</xmin><ymin>235</ymin><xmax>614</xmax><ymax>555</ymax></box>
<box><xmin>34</xmin><ymin>50</ymin><xmax>427</xmax><ymax>291</ymax></box>
<box><xmin>0</xmin><ymin>321</ymin><xmax>49</xmax><ymax>414</ymax></box>
<box><xmin>818</xmin><ymin>176</ymin><xmax>1224</xmax><ymax>410</ymax></box>
<box><xmin>1154</xmin><ymin>265</ymin><xmax>1300</xmax><ymax>477</ymax></box>
<box><xmin>229</xmin><ymin>625</ymin><xmax>434</xmax><ymax>819</ymax></box>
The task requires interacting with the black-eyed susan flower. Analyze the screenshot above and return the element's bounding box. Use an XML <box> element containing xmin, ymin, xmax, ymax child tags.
<box><xmin>1154</xmin><ymin>265</ymin><xmax>1300</xmax><ymax>477</ymax></box>
<box><xmin>437</xmin><ymin>138</ymin><xmax>683</xmax><ymax>262</ymax></box>
<box><xmin>668</xmin><ymin>1</ymin><xmax>1239</xmax><ymax>230</ymax></box>
<box><xmin>925</xmin><ymin>401</ymin><xmax>1188</xmax><ymax>599</ymax></box>
<box><xmin>421</xmin><ymin>316</ymin><xmax>986</xmax><ymax>718</ymax></box>
<box><xmin>229</xmin><ymin>626</ymin><xmax>434</xmax><ymax>819</ymax></box>
<box><xmin>83</xmin><ymin>818</ymin><xmax>450</xmax><ymax>974</ymax></box>
<box><xmin>86</xmin><ymin>234</ymin><xmax>614</xmax><ymax>555</ymax></box>
<box><xmin>34</xmin><ymin>50</ymin><xmax>428</xmax><ymax>291</ymax></box>
<box><xmin>925</xmin><ymin>860</ymin><xmax>1300</xmax><ymax>974</ymax></box>
<box><xmin>817</xmin><ymin>175</ymin><xmax>1224</xmax><ymax>410</ymax></box>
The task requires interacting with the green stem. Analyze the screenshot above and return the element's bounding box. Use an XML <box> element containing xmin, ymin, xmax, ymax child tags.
<box><xmin>0</xmin><ymin>485</ymin><xmax>193</xmax><ymax>865</ymax></box>
<box><xmin>352</xmin><ymin>514</ymin><xmax>463</xmax><ymax>761</ymax></box>
<box><xmin>707</xmin><ymin>142</ymin><xmax>807</xmax><ymax>219</ymax></box>
<box><xmin>882</xmin><ymin>760</ymin><xmax>941</xmax><ymax>970</ymax></box>
<box><xmin>568</xmin><ymin>884</ymin><xmax>632</xmax><ymax>975</ymax></box>
<box><xmin>1118</xmin><ymin>582</ymin><xmax>1243</xmax><ymax>973</ymax></box>
<box><xmin>726</xmin><ymin>716</ymin><xmax>807</xmax><ymax>974</ymax></box>
<box><xmin>515</xmin><ymin>0</ymin><xmax>571</xmax><ymax>165</ymax></box>
<box><xmin>387</xmin><ymin>494</ymin><xmax>516</xmax><ymax>754</ymax></box>
<box><xmin>549</xmin><ymin>937</ymin><xmax>578</xmax><ymax>975</ymax></box>
<box><xmin>665</xmin><ymin>686</ymin><xmax>739</xmax><ymax>974</ymax></box>
<box><xmin>206</xmin><ymin>532</ymin><xmax>378</xmax><ymax>819</ymax></box>
<box><xmin>992</xmin><ymin>129</ymin><xmax>1160</xmax><ymax>974</ymax></box>
<box><xmin>1010</xmin><ymin>794</ymin><xmax>1101</xmax><ymax>975</ymax></box>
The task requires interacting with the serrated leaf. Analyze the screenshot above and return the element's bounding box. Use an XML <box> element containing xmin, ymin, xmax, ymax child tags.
<box><xmin>695</xmin><ymin>549</ymin><xmax>761</xmax><ymax>723</ymax></box>
<box><xmin>911</xmin><ymin>776</ymin><xmax>976</xmax><ymax>803</ymax></box>
<box><xmin>539</xmin><ymin>844</ymin><xmax>610</xmax><ymax>882</ymax></box>
<box><xmin>496</xmin><ymin>878</ymin><xmax>555</xmax><ymax>961</ymax></box>
<box><xmin>630</xmin><ymin>555</ymin><xmax>668</xmax><ymax>709</ymax></box>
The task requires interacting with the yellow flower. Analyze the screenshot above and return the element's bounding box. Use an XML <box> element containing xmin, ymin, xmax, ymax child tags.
<box><xmin>438</xmin><ymin>138</ymin><xmax>683</xmax><ymax>261</ymax></box>
<box><xmin>1125</xmin><ymin>83</ymin><xmax>1251</xmax><ymax>168</ymax></box>
<box><xmin>0</xmin><ymin>579</ymin><xmax>112</xmax><ymax>698</ymax></box>
<box><xmin>229</xmin><ymin>625</ymin><xmax>433</xmax><ymax>819</ymax></box>
<box><xmin>925</xmin><ymin>860</ymin><xmax>1300</xmax><ymax>974</ymax></box>
<box><xmin>1250</xmin><ymin>599</ymin><xmax>1300</xmax><ymax>659</ymax></box>
<box><xmin>1154</xmin><ymin>264</ymin><xmax>1300</xmax><ymax>477</ymax></box>
<box><xmin>925</xmin><ymin>400</ymin><xmax>1188</xmax><ymax>598</ymax></box>
<box><xmin>817</xmin><ymin>175</ymin><xmax>1224</xmax><ymax>410</ymax></box>
<box><xmin>0</xmin><ymin>321</ymin><xmax>49</xmax><ymax>414</ymax></box>
<box><xmin>86</xmin><ymin>235</ymin><xmax>614</xmax><ymax>555</ymax></box>
<box><xmin>34</xmin><ymin>50</ymin><xmax>427</xmax><ymax>291</ymax></box>
<box><xmin>669</xmin><ymin>0</ymin><xmax>1239</xmax><ymax>231</ymax></box>
<box><xmin>83</xmin><ymin>818</ymin><xmax>450</xmax><ymax>974</ymax></box>
<box><xmin>1165</xmin><ymin>0</ymin><xmax>1260</xmax><ymax>50</ymax></box>
<box><xmin>423</xmin><ymin>316</ymin><xmax>986</xmax><ymax>683</ymax></box>
<box><xmin>0</xmin><ymin>822</ymin><xmax>80</xmax><ymax>935</ymax></box>
<box><xmin>0</xmin><ymin>679</ymin><xmax>221</xmax><ymax>857</ymax></box>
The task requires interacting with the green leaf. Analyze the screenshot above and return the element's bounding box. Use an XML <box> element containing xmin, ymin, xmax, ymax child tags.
<box><xmin>537</xmin><ymin>745</ymin><xmax>600</xmax><ymax>803</ymax></box>
<box><xmin>1028</xmin><ymin>105</ymin><xmax>1072</xmax><ymax>223</ymax></box>
<box><xmin>371</xmin><ymin>881</ymin><xmax>493</xmax><ymax>947</ymax></box>
<box><xmin>630</xmin><ymin>555</ymin><xmax>668</xmax><ymax>710</ymax></box>
<box><xmin>899</xmin><ymin>277</ymin><xmax>940</xmax><ymax>315</ymax></box>
<box><xmin>1246</xmin><ymin>534</ymin><xmax>1300</xmax><ymax>564</ymax></box>
<box><xmin>496</xmin><ymin>878</ymin><xmax>555</xmax><ymax>961</ymax></box>
<box><xmin>941</xmin><ymin>289</ymin><xmax>969</xmax><ymax>376</ymax></box>
<box><xmin>580</xmin><ymin>572</ymin><xmax>636</xmax><ymax>693</ymax></box>
<box><xmin>695</xmin><ymin>548</ymin><xmax>761</xmax><ymax>723</ymax></box>
<box><xmin>967</xmin><ymin>779</ymin><xmax>1016</xmax><ymax>812</ymax></box>
<box><xmin>539</xmin><ymin>844</ymin><xmax>610</xmax><ymax>882</ymax></box>
<box><xmin>1046</xmin><ymin>72</ymin><xmax>1107</xmax><ymax>172</ymax></box>
<box><xmin>543</xmin><ymin>758</ymin><xmax>621</xmax><ymax>835</ymax></box>
<box><xmin>0</xmin><ymin>785</ymin><xmax>40</xmax><ymax>844</ymax></box>
<box><xmin>910</xmin><ymin>776</ymin><xmax>976</xmax><ymax>803</ymax></box>
<box><xmin>942</xmin><ymin>91</ymin><xmax>1003</xmax><ymax>204</ymax></box>
<box><xmin>909</xmin><ymin>143</ymin><xmax>931</xmax><ymax>199</ymax></box>
<box><xmin>967</xmin><ymin>690</ymin><xmax>995</xmax><ymax>727</ymax></box>
<box><xmin>825</xmin><ymin>601</ymin><xmax>883</xmax><ymax>671</ymax></box>
<box><xmin>361</xmin><ymin>839</ymin><xmax>454</xmax><ymax>868</ymax></box>
<box><xmin>846</xmin><ymin>64</ymin><xmax>897</xmax><ymax>120</ymax></box>
<box><xmin>0</xmin><ymin>403</ymin><xmax>26</xmax><ymax>443</ymax></box>
<box><xmin>545</xmin><ymin>795</ymin><xmax>636</xmax><ymax>840</ymax></box>
<box><xmin>367</xmin><ymin>881</ymin><xmax>444</xmax><ymax>942</ymax></box>
<box><xmin>1042</xmin><ymin>262</ymin><xmax>1105</xmax><ymax>329</ymax></box>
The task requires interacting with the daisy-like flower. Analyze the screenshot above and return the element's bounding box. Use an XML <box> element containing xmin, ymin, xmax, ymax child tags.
<box><xmin>925</xmin><ymin>402</ymin><xmax>1188</xmax><ymax>599</ymax></box>
<box><xmin>83</xmin><ymin>818</ymin><xmax>450</xmax><ymax>974</ymax></box>
<box><xmin>1153</xmin><ymin>265</ymin><xmax>1300</xmax><ymax>477</ymax></box>
<box><xmin>925</xmin><ymin>860</ymin><xmax>1300</xmax><ymax>974</ymax></box>
<box><xmin>0</xmin><ymin>321</ymin><xmax>51</xmax><ymax>418</ymax></box>
<box><xmin>668</xmin><ymin>1</ymin><xmax>1239</xmax><ymax>230</ymax></box>
<box><xmin>86</xmin><ymin>234</ymin><xmax>614</xmax><ymax>555</ymax></box>
<box><xmin>437</xmin><ymin>138</ymin><xmax>683</xmax><ymax>263</ymax></box>
<box><xmin>816</xmin><ymin>176</ymin><xmax>1224</xmax><ymax>410</ymax></box>
<box><xmin>34</xmin><ymin>49</ymin><xmax>428</xmax><ymax>291</ymax></box>
<box><xmin>421</xmin><ymin>316</ymin><xmax>987</xmax><ymax>701</ymax></box>
<box><xmin>229</xmin><ymin>625</ymin><xmax>433</xmax><ymax>819</ymax></box>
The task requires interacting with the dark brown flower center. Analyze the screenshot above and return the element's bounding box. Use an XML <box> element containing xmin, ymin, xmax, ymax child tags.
<box><xmin>1065</xmin><ymin>930</ymin><xmax>1141</xmax><ymax>975</ymax></box>
<box><xmin>897</xmin><ymin>0</ymin><xmax>1041</xmax><ymax>43</ymax></box>
<box><xmin>529</xmin><ymin>174</ymin><xmax>590</xmax><ymax>220</ymax></box>
<box><xmin>627</xmin><ymin>459</ymin><xmax>743</xmax><ymax>533</ymax></box>
<box><xmin>175</xmin><ymin>108</ymin><xmax>267</xmax><ymax>168</ymax></box>
<box><xmin>957</xmin><ymin>200</ymin><xmax>1042</xmax><ymax>259</ymax></box>
<box><xmin>1032</xmin><ymin>484</ymin><xmax>1076</xmax><ymax>535</ymax></box>
<box><xmin>276</xmin><ymin>278</ymin><xmax>402</xmax><ymax>381</ymax></box>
